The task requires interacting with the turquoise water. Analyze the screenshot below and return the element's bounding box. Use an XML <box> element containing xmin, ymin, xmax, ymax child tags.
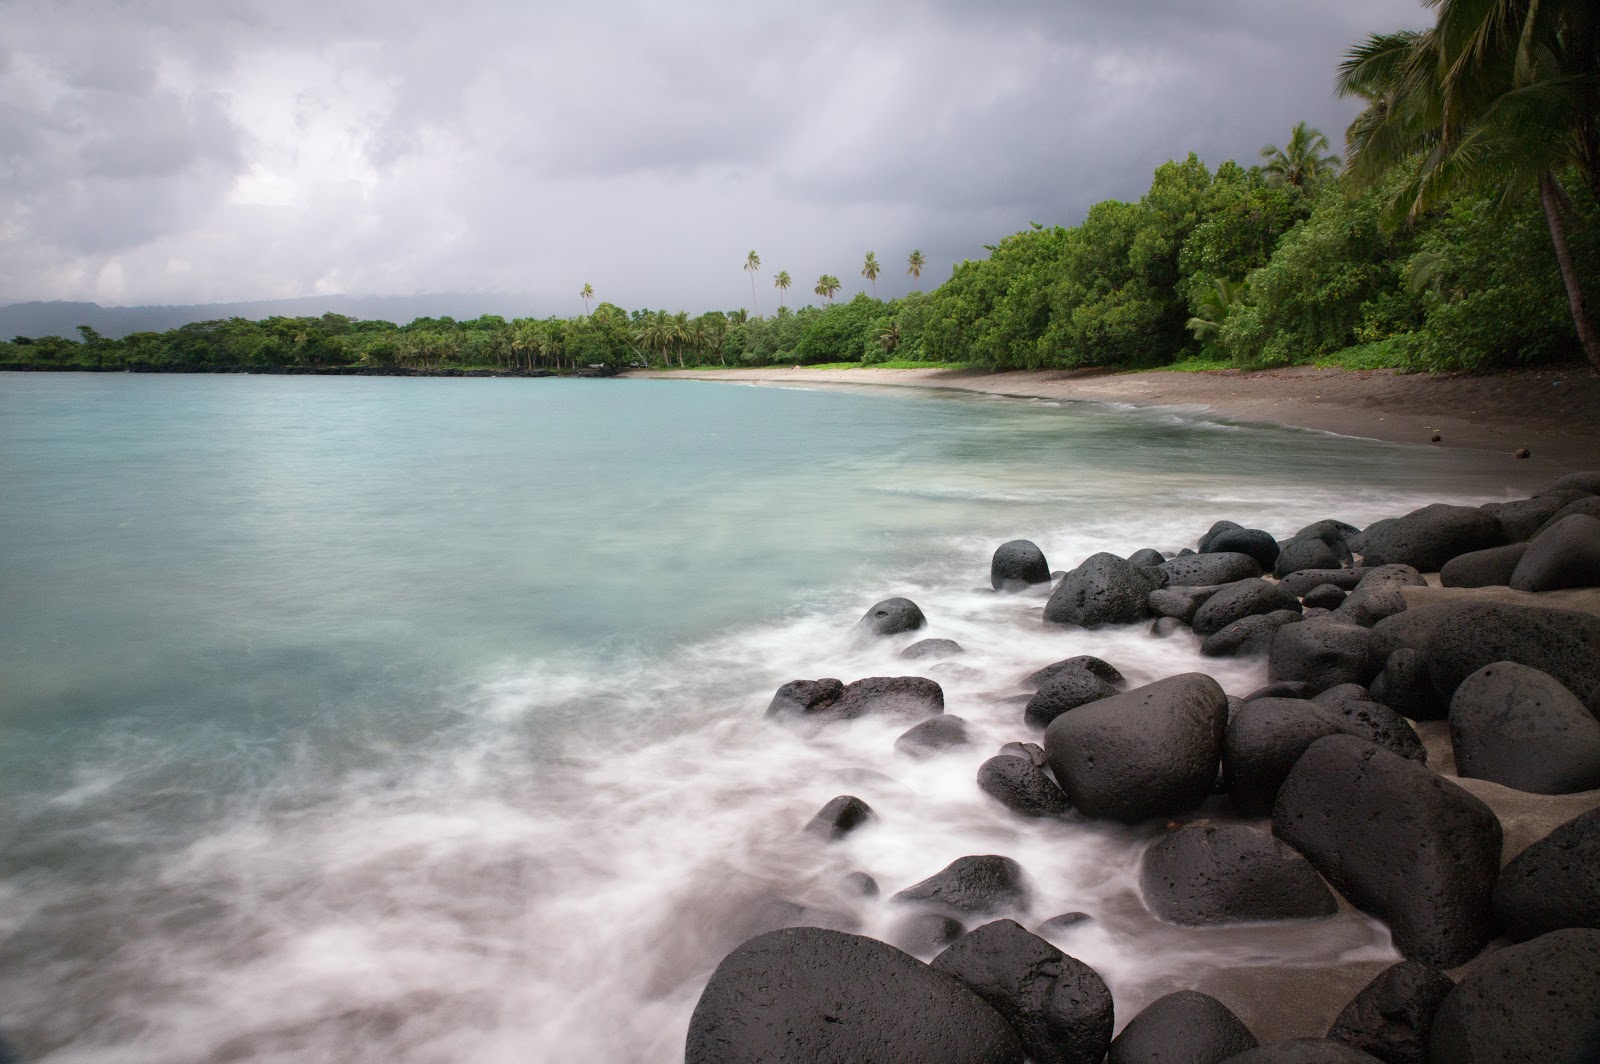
<box><xmin>0</xmin><ymin>374</ymin><xmax>1543</xmax><ymax>1061</ymax></box>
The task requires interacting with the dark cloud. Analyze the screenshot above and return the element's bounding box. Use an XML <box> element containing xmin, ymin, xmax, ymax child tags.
<box><xmin>0</xmin><ymin>0</ymin><xmax>1430</xmax><ymax>310</ymax></box>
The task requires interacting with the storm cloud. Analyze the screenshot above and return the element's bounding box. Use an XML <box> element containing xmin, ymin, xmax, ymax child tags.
<box><xmin>0</xmin><ymin>0</ymin><xmax>1427</xmax><ymax>315</ymax></box>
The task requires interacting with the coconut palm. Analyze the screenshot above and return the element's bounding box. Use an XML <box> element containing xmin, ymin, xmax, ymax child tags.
<box><xmin>580</xmin><ymin>283</ymin><xmax>594</xmax><ymax>316</ymax></box>
<box><xmin>815</xmin><ymin>274</ymin><xmax>842</xmax><ymax>302</ymax></box>
<box><xmin>1337</xmin><ymin>2</ymin><xmax>1600</xmax><ymax>369</ymax></box>
<box><xmin>773</xmin><ymin>270</ymin><xmax>792</xmax><ymax>309</ymax></box>
<box><xmin>1185</xmin><ymin>278</ymin><xmax>1248</xmax><ymax>343</ymax></box>
<box><xmin>879</xmin><ymin>321</ymin><xmax>901</xmax><ymax>356</ymax></box>
<box><xmin>744</xmin><ymin>250</ymin><xmax>761</xmax><ymax>316</ymax></box>
<box><xmin>1259</xmin><ymin>121</ymin><xmax>1342</xmax><ymax>190</ymax></box>
<box><xmin>861</xmin><ymin>251</ymin><xmax>881</xmax><ymax>297</ymax></box>
<box><xmin>906</xmin><ymin>249</ymin><xmax>927</xmax><ymax>283</ymax></box>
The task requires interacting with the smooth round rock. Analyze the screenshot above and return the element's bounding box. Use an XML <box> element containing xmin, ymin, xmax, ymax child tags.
<box><xmin>1357</xmin><ymin>503</ymin><xmax>1507</xmax><ymax>572</ymax></box>
<box><xmin>1160</xmin><ymin>552</ymin><xmax>1263</xmax><ymax>586</ymax></box>
<box><xmin>1192</xmin><ymin>578</ymin><xmax>1302</xmax><ymax>636</ymax></box>
<box><xmin>1511</xmin><ymin>512</ymin><xmax>1600</xmax><ymax>591</ymax></box>
<box><xmin>1023</xmin><ymin>655</ymin><xmax>1126</xmax><ymax>689</ymax></box>
<box><xmin>1024</xmin><ymin>668</ymin><xmax>1121</xmax><ymax>729</ymax></box>
<box><xmin>1302</xmin><ymin>583</ymin><xmax>1348</xmax><ymax>610</ymax></box>
<box><xmin>1493</xmin><ymin>806</ymin><xmax>1600</xmax><ymax>941</ymax></box>
<box><xmin>1547</xmin><ymin>470</ymin><xmax>1600</xmax><ymax>495</ymax></box>
<box><xmin>1269</xmin><ymin>620</ymin><xmax>1380</xmax><ymax>691</ymax></box>
<box><xmin>1534</xmin><ymin>494</ymin><xmax>1600</xmax><ymax>535</ymax></box>
<box><xmin>685</xmin><ymin>927</ymin><xmax>1024</xmax><ymax>1064</ymax></box>
<box><xmin>1201</xmin><ymin>610</ymin><xmax>1302</xmax><ymax>659</ymax></box>
<box><xmin>896</xmin><ymin>716</ymin><xmax>974</xmax><ymax>760</ymax></box>
<box><xmin>1225</xmin><ymin>697</ymin><xmax>1423</xmax><ymax>815</ymax></box>
<box><xmin>1279</xmin><ymin>568</ymin><xmax>1368</xmax><ymax>597</ymax></box>
<box><xmin>1426</xmin><ymin>929</ymin><xmax>1600</xmax><ymax>1064</ymax></box>
<box><xmin>891</xmin><ymin>912</ymin><xmax>966</xmax><ymax>955</ymax></box>
<box><xmin>1334</xmin><ymin>565</ymin><xmax>1427</xmax><ymax>627</ymax></box>
<box><xmin>1108</xmin><ymin>990</ymin><xmax>1257</xmax><ymax>1064</ymax></box>
<box><xmin>1044</xmin><ymin>673</ymin><xmax>1228</xmax><ymax>824</ymax></box>
<box><xmin>1044</xmin><ymin>553</ymin><xmax>1154</xmax><ymax>628</ymax></box>
<box><xmin>1035</xmin><ymin>912</ymin><xmax>1092</xmax><ymax>934</ymax></box>
<box><xmin>931</xmin><ymin>919</ymin><xmax>1114</xmax><ymax>1064</ymax></box>
<box><xmin>1275</xmin><ymin>537</ymin><xmax>1344</xmax><ymax>577</ymax></box>
<box><xmin>768</xmin><ymin>675</ymin><xmax>945</xmax><ymax>732</ymax></box>
<box><xmin>1208</xmin><ymin>528</ymin><xmax>1281</xmax><ymax>571</ymax></box>
<box><xmin>1127</xmin><ymin>548</ymin><xmax>1167</xmax><ymax>567</ymax></box>
<box><xmin>998</xmin><ymin>741</ymin><xmax>1048</xmax><ymax>767</ymax></box>
<box><xmin>992</xmin><ymin>540</ymin><xmax>1052</xmax><ymax>591</ymax></box>
<box><xmin>978</xmin><ymin>755</ymin><xmax>1071</xmax><ymax>818</ymax></box>
<box><xmin>805</xmin><ymin>795</ymin><xmax>876</xmax><ymax>840</ymax></box>
<box><xmin>1297</xmin><ymin>518</ymin><xmax>1361</xmax><ymax>546</ymax></box>
<box><xmin>1149</xmin><ymin>585</ymin><xmax>1223</xmax><ymax>622</ymax></box>
<box><xmin>903</xmin><ymin>638</ymin><xmax>964</xmax><ymax>661</ymax></box>
<box><xmin>858</xmin><ymin>597</ymin><xmax>927</xmax><ymax>637</ymax></box>
<box><xmin>1486</xmin><ymin>492</ymin><xmax>1584</xmax><ymax>542</ymax></box>
<box><xmin>1448</xmin><ymin>661</ymin><xmax>1600</xmax><ymax>794</ymax></box>
<box><xmin>1199</xmin><ymin>520</ymin><xmax>1245</xmax><ymax>553</ymax></box>
<box><xmin>1326</xmin><ymin>961</ymin><xmax>1454</xmax><ymax>1064</ymax></box>
<box><xmin>1272</xmin><ymin>736</ymin><xmax>1502</xmax><ymax>967</ymax></box>
<box><xmin>1220</xmin><ymin>1040</ymin><xmax>1384</xmax><ymax>1063</ymax></box>
<box><xmin>841</xmin><ymin>871</ymin><xmax>880</xmax><ymax>898</ymax></box>
<box><xmin>1140</xmin><ymin>824</ymin><xmax>1336</xmax><ymax>925</ymax></box>
<box><xmin>892</xmin><ymin>856</ymin><xmax>1032</xmax><ymax>917</ymax></box>
<box><xmin>1439</xmin><ymin>543</ymin><xmax>1528</xmax><ymax>588</ymax></box>
<box><xmin>1368</xmin><ymin>647</ymin><xmax>1448</xmax><ymax>721</ymax></box>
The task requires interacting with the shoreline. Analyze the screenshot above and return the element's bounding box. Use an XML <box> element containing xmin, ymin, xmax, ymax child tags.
<box><xmin>627</xmin><ymin>364</ymin><xmax>1600</xmax><ymax>471</ymax></box>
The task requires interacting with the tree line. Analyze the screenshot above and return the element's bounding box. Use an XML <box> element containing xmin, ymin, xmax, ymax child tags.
<box><xmin>5</xmin><ymin>1</ymin><xmax>1596</xmax><ymax>376</ymax></box>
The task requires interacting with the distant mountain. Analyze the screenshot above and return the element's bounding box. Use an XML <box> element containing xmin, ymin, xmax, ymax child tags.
<box><xmin>0</xmin><ymin>294</ymin><xmax>543</xmax><ymax>341</ymax></box>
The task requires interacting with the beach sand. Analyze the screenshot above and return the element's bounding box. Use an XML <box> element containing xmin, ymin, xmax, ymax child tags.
<box><xmin>630</xmin><ymin>363</ymin><xmax>1600</xmax><ymax>470</ymax></box>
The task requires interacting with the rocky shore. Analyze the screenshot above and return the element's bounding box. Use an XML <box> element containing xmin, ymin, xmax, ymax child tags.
<box><xmin>685</xmin><ymin>473</ymin><xmax>1600</xmax><ymax>1063</ymax></box>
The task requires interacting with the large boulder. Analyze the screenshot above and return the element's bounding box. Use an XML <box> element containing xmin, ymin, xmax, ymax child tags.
<box><xmin>1493</xmin><ymin>807</ymin><xmax>1600</xmax><ymax>942</ymax></box>
<box><xmin>1160</xmin><ymin>552</ymin><xmax>1263</xmax><ymax>586</ymax></box>
<box><xmin>992</xmin><ymin>540</ymin><xmax>1052</xmax><ymax>591</ymax></box>
<box><xmin>903</xmin><ymin>638</ymin><xmax>964</xmax><ymax>661</ymax></box>
<box><xmin>977</xmin><ymin>755</ymin><xmax>1072</xmax><ymax>818</ymax></box>
<box><xmin>805</xmin><ymin>795</ymin><xmax>876</xmax><ymax>840</ymax></box>
<box><xmin>1023</xmin><ymin>655</ymin><xmax>1125</xmax><ymax>689</ymax></box>
<box><xmin>1192</xmin><ymin>578</ymin><xmax>1302</xmax><ymax>636</ymax></box>
<box><xmin>892</xmin><ymin>856</ymin><xmax>1032</xmax><ymax>917</ymax></box>
<box><xmin>768</xmin><ymin>676</ymin><xmax>944</xmax><ymax>730</ymax></box>
<box><xmin>1221</xmin><ymin>1040</ymin><xmax>1385</xmax><ymax>1063</ymax></box>
<box><xmin>891</xmin><ymin>912</ymin><xmax>966</xmax><ymax>955</ymax></box>
<box><xmin>1149</xmin><ymin>585</ymin><xmax>1224</xmax><ymax>623</ymax></box>
<box><xmin>1334</xmin><ymin>565</ymin><xmax>1427</xmax><ymax>628</ymax></box>
<box><xmin>684</xmin><ymin>927</ymin><xmax>1024</xmax><ymax>1064</ymax></box>
<box><xmin>1224</xmin><ymin>697</ymin><xmax>1422</xmax><ymax>815</ymax></box>
<box><xmin>1208</xmin><ymin>527</ymin><xmax>1282</xmax><ymax>571</ymax></box>
<box><xmin>1297</xmin><ymin>518</ymin><xmax>1361</xmax><ymax>546</ymax></box>
<box><xmin>1439</xmin><ymin>543</ymin><xmax>1528</xmax><ymax>588</ymax></box>
<box><xmin>1272</xmin><ymin>736</ymin><xmax>1502</xmax><ymax>967</ymax></box>
<box><xmin>1326</xmin><ymin>961</ymin><xmax>1455</xmax><ymax>1064</ymax></box>
<box><xmin>1044</xmin><ymin>673</ymin><xmax>1228</xmax><ymax>823</ymax></box>
<box><xmin>1107</xmin><ymin>990</ymin><xmax>1257</xmax><ymax>1064</ymax></box>
<box><xmin>1426</xmin><ymin>929</ymin><xmax>1600</xmax><ymax>1064</ymax></box>
<box><xmin>931</xmin><ymin>920</ymin><xmax>1114</xmax><ymax>1064</ymax></box>
<box><xmin>1127</xmin><ymin>548</ymin><xmax>1167</xmax><ymax>568</ymax></box>
<box><xmin>1369</xmin><ymin>647</ymin><xmax>1448</xmax><ymax>721</ymax></box>
<box><xmin>1269</xmin><ymin>620</ymin><xmax>1381</xmax><ymax>692</ymax></box>
<box><xmin>1279</xmin><ymin>568</ymin><xmax>1369</xmax><ymax>598</ymax></box>
<box><xmin>1535</xmin><ymin>494</ymin><xmax>1600</xmax><ymax>535</ymax></box>
<box><xmin>1376</xmin><ymin>602</ymin><xmax>1600</xmax><ymax>707</ymax></box>
<box><xmin>896</xmin><ymin>716</ymin><xmax>974</xmax><ymax>760</ymax></box>
<box><xmin>1202</xmin><ymin>610</ymin><xmax>1302</xmax><ymax>659</ymax></box>
<box><xmin>1024</xmin><ymin>668</ymin><xmax>1121</xmax><ymax>729</ymax></box>
<box><xmin>1510</xmin><ymin>512</ymin><xmax>1600</xmax><ymax>591</ymax></box>
<box><xmin>858</xmin><ymin>597</ymin><xmax>926</xmax><ymax>637</ymax></box>
<box><xmin>1199</xmin><ymin>520</ymin><xmax>1245</xmax><ymax>553</ymax></box>
<box><xmin>1482</xmin><ymin>493</ymin><xmax>1581</xmax><ymax>542</ymax></box>
<box><xmin>1356</xmin><ymin>504</ymin><xmax>1507</xmax><ymax>572</ymax></box>
<box><xmin>1276</xmin><ymin>537</ymin><xmax>1346</xmax><ymax>578</ymax></box>
<box><xmin>1044</xmin><ymin>553</ymin><xmax>1154</xmax><ymax>628</ymax></box>
<box><xmin>1140</xmin><ymin>824</ymin><xmax>1336</xmax><ymax>925</ymax></box>
<box><xmin>1547</xmin><ymin>470</ymin><xmax>1600</xmax><ymax>495</ymax></box>
<box><xmin>1448</xmin><ymin>661</ymin><xmax>1600</xmax><ymax>794</ymax></box>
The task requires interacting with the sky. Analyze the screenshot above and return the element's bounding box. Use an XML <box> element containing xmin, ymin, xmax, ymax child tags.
<box><xmin>0</xmin><ymin>0</ymin><xmax>1430</xmax><ymax>317</ymax></box>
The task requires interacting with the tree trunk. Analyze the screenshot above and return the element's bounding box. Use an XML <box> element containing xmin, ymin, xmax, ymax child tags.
<box><xmin>1542</xmin><ymin>172</ymin><xmax>1600</xmax><ymax>372</ymax></box>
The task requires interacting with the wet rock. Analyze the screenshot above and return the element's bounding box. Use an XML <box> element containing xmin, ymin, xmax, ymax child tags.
<box><xmin>841</xmin><ymin>871</ymin><xmax>880</xmax><ymax>898</ymax></box>
<box><xmin>896</xmin><ymin>716</ymin><xmax>974</xmax><ymax>760</ymax></box>
<box><xmin>903</xmin><ymin>638</ymin><xmax>964</xmax><ymax>661</ymax></box>
<box><xmin>1302</xmin><ymin>584</ymin><xmax>1348</xmax><ymax>610</ymax></box>
<box><xmin>1534</xmin><ymin>494</ymin><xmax>1600</xmax><ymax>535</ymax></box>
<box><xmin>1272</xmin><ymin>736</ymin><xmax>1502</xmax><ymax>967</ymax></box>
<box><xmin>685</xmin><ymin>926</ymin><xmax>1024</xmax><ymax>1064</ymax></box>
<box><xmin>1484</xmin><ymin>492</ymin><xmax>1585</xmax><ymax>542</ymax></box>
<box><xmin>1245</xmin><ymin>681</ymin><xmax>1320</xmax><ymax>701</ymax></box>
<box><xmin>1202</xmin><ymin>611</ymin><xmax>1302</xmax><ymax>659</ymax></box>
<box><xmin>1368</xmin><ymin>647</ymin><xmax>1448</xmax><ymax>722</ymax></box>
<box><xmin>891</xmin><ymin>912</ymin><xmax>967</xmax><ymax>955</ymax></box>
<box><xmin>1044</xmin><ymin>673</ymin><xmax>1228</xmax><ymax>823</ymax></box>
<box><xmin>1334</xmin><ymin>565</ymin><xmax>1427</xmax><ymax>628</ymax></box>
<box><xmin>992</xmin><ymin>540</ymin><xmax>1052</xmax><ymax>591</ymax></box>
<box><xmin>1107</xmin><ymin>990</ymin><xmax>1257</xmax><ymax>1064</ymax></box>
<box><xmin>1439</xmin><ymin>542</ymin><xmax>1527</xmax><ymax>588</ymax></box>
<box><xmin>1023</xmin><ymin>655</ymin><xmax>1126</xmax><ymax>689</ymax></box>
<box><xmin>1269</xmin><ymin>620</ymin><xmax>1380</xmax><ymax>691</ymax></box>
<box><xmin>1279</xmin><ymin>568</ymin><xmax>1369</xmax><ymax>597</ymax></box>
<box><xmin>1297</xmin><ymin>518</ymin><xmax>1361</xmax><ymax>546</ymax></box>
<box><xmin>1149</xmin><ymin>585</ymin><xmax>1223</xmax><ymax>622</ymax></box>
<box><xmin>769</xmin><ymin>676</ymin><xmax>945</xmax><ymax>731</ymax></box>
<box><xmin>892</xmin><ymin>856</ymin><xmax>1032</xmax><ymax>917</ymax></box>
<box><xmin>978</xmin><ymin>755</ymin><xmax>1071</xmax><ymax>818</ymax></box>
<box><xmin>1192</xmin><ymin>578</ymin><xmax>1302</xmax><ymax>636</ymax></box>
<box><xmin>1035</xmin><ymin>912</ymin><xmax>1092</xmax><ymax>934</ymax></box>
<box><xmin>1510</xmin><ymin>512</ymin><xmax>1600</xmax><ymax>591</ymax></box>
<box><xmin>766</xmin><ymin>678</ymin><xmax>846</xmax><ymax>720</ymax></box>
<box><xmin>1127</xmin><ymin>548</ymin><xmax>1167</xmax><ymax>567</ymax></box>
<box><xmin>1426</xmin><ymin>929</ymin><xmax>1600</xmax><ymax>1064</ymax></box>
<box><xmin>858</xmin><ymin>597</ymin><xmax>927</xmax><ymax>637</ymax></box>
<box><xmin>930</xmin><ymin>662</ymin><xmax>983</xmax><ymax>682</ymax></box>
<box><xmin>1547</xmin><ymin>470</ymin><xmax>1600</xmax><ymax>495</ymax></box>
<box><xmin>1311</xmin><ymin>683</ymin><xmax>1369</xmax><ymax>707</ymax></box>
<box><xmin>1024</xmin><ymin>668</ymin><xmax>1122</xmax><ymax>729</ymax></box>
<box><xmin>1275</xmin><ymin>537</ymin><xmax>1345</xmax><ymax>578</ymax></box>
<box><xmin>1493</xmin><ymin>806</ymin><xmax>1600</xmax><ymax>941</ymax></box>
<box><xmin>805</xmin><ymin>795</ymin><xmax>876</xmax><ymax>840</ymax></box>
<box><xmin>1044</xmin><ymin>553</ymin><xmax>1154</xmax><ymax>628</ymax></box>
<box><xmin>1208</xmin><ymin>528</ymin><xmax>1282</xmax><ymax>572</ymax></box>
<box><xmin>1150</xmin><ymin>616</ymin><xmax>1187</xmax><ymax>638</ymax></box>
<box><xmin>1356</xmin><ymin>504</ymin><xmax>1507</xmax><ymax>572</ymax></box>
<box><xmin>1161</xmin><ymin>552</ymin><xmax>1263</xmax><ymax>586</ymax></box>
<box><xmin>998</xmin><ymin>741</ymin><xmax>1047</xmax><ymax>767</ymax></box>
<box><xmin>1449</xmin><ymin>662</ymin><xmax>1600</xmax><ymax>794</ymax></box>
<box><xmin>931</xmin><ymin>919</ymin><xmax>1114</xmax><ymax>1064</ymax></box>
<box><xmin>1220</xmin><ymin>1039</ymin><xmax>1385</xmax><ymax>1062</ymax></box>
<box><xmin>1326</xmin><ymin>961</ymin><xmax>1454</xmax><ymax>1064</ymax></box>
<box><xmin>1199</xmin><ymin>520</ymin><xmax>1245</xmax><ymax>552</ymax></box>
<box><xmin>1140</xmin><ymin>824</ymin><xmax>1336</xmax><ymax>925</ymax></box>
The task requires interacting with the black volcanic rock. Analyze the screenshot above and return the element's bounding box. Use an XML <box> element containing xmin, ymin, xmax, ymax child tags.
<box><xmin>1448</xmin><ymin>661</ymin><xmax>1600</xmax><ymax>794</ymax></box>
<box><xmin>1044</xmin><ymin>553</ymin><xmax>1153</xmax><ymax>628</ymax></box>
<box><xmin>1426</xmin><ymin>929</ymin><xmax>1600</xmax><ymax>1064</ymax></box>
<box><xmin>978</xmin><ymin>755</ymin><xmax>1071</xmax><ymax>818</ymax></box>
<box><xmin>1108</xmin><ymin>990</ymin><xmax>1257</xmax><ymax>1064</ymax></box>
<box><xmin>1139</xmin><ymin>824</ymin><xmax>1336</xmax><ymax>925</ymax></box>
<box><xmin>892</xmin><ymin>856</ymin><xmax>1032</xmax><ymax>917</ymax></box>
<box><xmin>805</xmin><ymin>795</ymin><xmax>876</xmax><ymax>840</ymax></box>
<box><xmin>1493</xmin><ymin>807</ymin><xmax>1600</xmax><ymax>941</ymax></box>
<box><xmin>1024</xmin><ymin>668</ymin><xmax>1121</xmax><ymax>729</ymax></box>
<box><xmin>858</xmin><ymin>597</ymin><xmax>927</xmax><ymax>637</ymax></box>
<box><xmin>991</xmin><ymin>540</ymin><xmax>1052</xmax><ymax>591</ymax></box>
<box><xmin>1326</xmin><ymin>961</ymin><xmax>1454</xmax><ymax>1064</ymax></box>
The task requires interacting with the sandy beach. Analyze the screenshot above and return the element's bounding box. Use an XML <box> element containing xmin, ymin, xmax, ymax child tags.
<box><xmin>630</xmin><ymin>364</ymin><xmax>1600</xmax><ymax>471</ymax></box>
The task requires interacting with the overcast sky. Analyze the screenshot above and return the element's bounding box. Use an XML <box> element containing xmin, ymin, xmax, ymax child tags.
<box><xmin>0</xmin><ymin>0</ymin><xmax>1429</xmax><ymax>316</ymax></box>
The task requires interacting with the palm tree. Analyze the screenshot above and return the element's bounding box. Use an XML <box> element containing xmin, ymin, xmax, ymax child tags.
<box><xmin>773</xmin><ymin>270</ymin><xmax>792</xmax><ymax>309</ymax></box>
<box><xmin>581</xmin><ymin>283</ymin><xmax>594</xmax><ymax>316</ymax></box>
<box><xmin>815</xmin><ymin>274</ymin><xmax>841</xmax><ymax>303</ymax></box>
<box><xmin>907</xmin><ymin>250</ymin><xmax>926</xmax><ymax>284</ymax></box>
<box><xmin>861</xmin><ymin>251</ymin><xmax>881</xmax><ymax>297</ymax></box>
<box><xmin>1259</xmin><ymin>121</ymin><xmax>1342</xmax><ymax>190</ymax></box>
<box><xmin>744</xmin><ymin>250</ymin><xmax>761</xmax><ymax>316</ymax></box>
<box><xmin>1185</xmin><ymin>278</ymin><xmax>1248</xmax><ymax>343</ymax></box>
<box><xmin>1337</xmin><ymin>4</ymin><xmax>1600</xmax><ymax>370</ymax></box>
<box><xmin>879</xmin><ymin>321</ymin><xmax>901</xmax><ymax>356</ymax></box>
